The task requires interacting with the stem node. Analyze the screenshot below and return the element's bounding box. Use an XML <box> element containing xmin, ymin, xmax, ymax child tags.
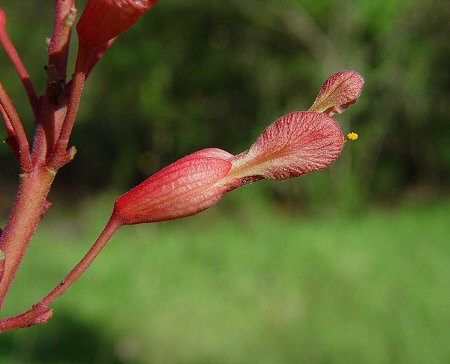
<box><xmin>45</xmin><ymin>167</ymin><xmax>57</xmax><ymax>177</ymax></box>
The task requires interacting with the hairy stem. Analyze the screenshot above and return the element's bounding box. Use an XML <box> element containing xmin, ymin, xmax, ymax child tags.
<box><xmin>0</xmin><ymin>103</ymin><xmax>21</xmax><ymax>163</ymax></box>
<box><xmin>41</xmin><ymin>215</ymin><xmax>122</xmax><ymax>306</ymax></box>
<box><xmin>32</xmin><ymin>1</ymin><xmax>77</xmax><ymax>165</ymax></box>
<box><xmin>0</xmin><ymin>214</ymin><xmax>122</xmax><ymax>333</ymax></box>
<box><xmin>0</xmin><ymin>167</ymin><xmax>56</xmax><ymax>309</ymax></box>
<box><xmin>0</xmin><ymin>83</ymin><xmax>31</xmax><ymax>171</ymax></box>
<box><xmin>47</xmin><ymin>45</ymin><xmax>92</xmax><ymax>170</ymax></box>
<box><xmin>47</xmin><ymin>0</ymin><xmax>77</xmax><ymax>81</ymax></box>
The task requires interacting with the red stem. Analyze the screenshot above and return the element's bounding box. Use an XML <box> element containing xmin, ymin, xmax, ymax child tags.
<box><xmin>0</xmin><ymin>103</ymin><xmax>14</xmax><ymax>136</ymax></box>
<box><xmin>0</xmin><ymin>1</ymin><xmax>83</xmax><ymax>317</ymax></box>
<box><xmin>0</xmin><ymin>103</ymin><xmax>21</xmax><ymax>162</ymax></box>
<box><xmin>41</xmin><ymin>215</ymin><xmax>122</xmax><ymax>306</ymax></box>
<box><xmin>0</xmin><ymin>83</ymin><xmax>31</xmax><ymax>171</ymax></box>
<box><xmin>0</xmin><ymin>167</ymin><xmax>56</xmax><ymax>309</ymax></box>
<box><xmin>0</xmin><ymin>7</ymin><xmax>40</xmax><ymax>118</ymax></box>
<box><xmin>0</xmin><ymin>214</ymin><xmax>122</xmax><ymax>333</ymax></box>
<box><xmin>0</xmin><ymin>1</ymin><xmax>123</xmax><ymax>333</ymax></box>
<box><xmin>47</xmin><ymin>45</ymin><xmax>92</xmax><ymax>170</ymax></box>
<box><xmin>47</xmin><ymin>0</ymin><xmax>77</xmax><ymax>81</ymax></box>
<box><xmin>0</xmin><ymin>251</ymin><xmax>5</xmax><ymax>284</ymax></box>
<box><xmin>0</xmin><ymin>305</ymin><xmax>53</xmax><ymax>333</ymax></box>
<box><xmin>31</xmin><ymin>1</ymin><xmax>77</xmax><ymax>164</ymax></box>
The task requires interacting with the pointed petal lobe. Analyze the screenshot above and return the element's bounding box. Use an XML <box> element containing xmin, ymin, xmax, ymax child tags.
<box><xmin>230</xmin><ymin>111</ymin><xmax>345</xmax><ymax>182</ymax></box>
<box><xmin>309</xmin><ymin>71</ymin><xmax>364</xmax><ymax>116</ymax></box>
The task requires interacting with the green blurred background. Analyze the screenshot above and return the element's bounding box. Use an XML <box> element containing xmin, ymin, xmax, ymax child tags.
<box><xmin>0</xmin><ymin>0</ymin><xmax>449</xmax><ymax>363</ymax></box>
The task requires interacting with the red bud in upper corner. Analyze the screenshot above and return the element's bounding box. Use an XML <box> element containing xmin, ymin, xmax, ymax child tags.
<box><xmin>113</xmin><ymin>148</ymin><xmax>241</xmax><ymax>225</ymax></box>
<box><xmin>229</xmin><ymin>111</ymin><xmax>345</xmax><ymax>183</ymax></box>
<box><xmin>309</xmin><ymin>71</ymin><xmax>364</xmax><ymax>116</ymax></box>
<box><xmin>77</xmin><ymin>0</ymin><xmax>159</xmax><ymax>48</ymax></box>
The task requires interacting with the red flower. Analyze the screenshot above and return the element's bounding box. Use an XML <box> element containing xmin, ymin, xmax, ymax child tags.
<box><xmin>113</xmin><ymin>149</ymin><xmax>241</xmax><ymax>224</ymax></box>
<box><xmin>113</xmin><ymin>112</ymin><xmax>345</xmax><ymax>225</ymax></box>
<box><xmin>77</xmin><ymin>0</ymin><xmax>159</xmax><ymax>48</ymax></box>
<box><xmin>112</xmin><ymin>71</ymin><xmax>364</xmax><ymax>225</ymax></box>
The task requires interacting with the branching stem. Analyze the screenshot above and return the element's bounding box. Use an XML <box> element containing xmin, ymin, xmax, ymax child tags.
<box><xmin>42</xmin><ymin>215</ymin><xmax>122</xmax><ymax>306</ymax></box>
<box><xmin>0</xmin><ymin>168</ymin><xmax>56</xmax><ymax>309</ymax></box>
<box><xmin>47</xmin><ymin>45</ymin><xmax>93</xmax><ymax>170</ymax></box>
<box><xmin>0</xmin><ymin>215</ymin><xmax>122</xmax><ymax>333</ymax></box>
<box><xmin>47</xmin><ymin>0</ymin><xmax>77</xmax><ymax>81</ymax></box>
<box><xmin>0</xmin><ymin>83</ymin><xmax>31</xmax><ymax>171</ymax></box>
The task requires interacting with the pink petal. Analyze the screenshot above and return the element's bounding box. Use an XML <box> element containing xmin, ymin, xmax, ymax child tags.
<box><xmin>230</xmin><ymin>111</ymin><xmax>344</xmax><ymax>181</ymax></box>
<box><xmin>309</xmin><ymin>71</ymin><xmax>364</xmax><ymax>116</ymax></box>
<box><xmin>113</xmin><ymin>148</ymin><xmax>240</xmax><ymax>224</ymax></box>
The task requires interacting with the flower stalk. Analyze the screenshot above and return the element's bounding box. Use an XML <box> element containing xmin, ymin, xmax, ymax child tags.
<box><xmin>0</xmin><ymin>168</ymin><xmax>56</xmax><ymax>309</ymax></box>
<box><xmin>0</xmin><ymin>83</ymin><xmax>31</xmax><ymax>171</ymax></box>
<box><xmin>0</xmin><ymin>1</ymin><xmax>365</xmax><ymax>334</ymax></box>
<box><xmin>0</xmin><ymin>1</ymin><xmax>162</xmax><ymax>328</ymax></box>
<box><xmin>46</xmin><ymin>44</ymin><xmax>92</xmax><ymax>170</ymax></box>
<box><xmin>47</xmin><ymin>1</ymin><xmax>77</xmax><ymax>82</ymax></box>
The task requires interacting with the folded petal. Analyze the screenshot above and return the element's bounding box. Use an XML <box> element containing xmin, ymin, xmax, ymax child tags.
<box><xmin>113</xmin><ymin>148</ymin><xmax>240</xmax><ymax>224</ymax></box>
<box><xmin>309</xmin><ymin>71</ymin><xmax>364</xmax><ymax>116</ymax></box>
<box><xmin>230</xmin><ymin>111</ymin><xmax>345</xmax><ymax>182</ymax></box>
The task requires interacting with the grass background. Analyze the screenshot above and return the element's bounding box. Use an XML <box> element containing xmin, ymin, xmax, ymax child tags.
<box><xmin>0</xmin><ymin>188</ymin><xmax>448</xmax><ymax>363</ymax></box>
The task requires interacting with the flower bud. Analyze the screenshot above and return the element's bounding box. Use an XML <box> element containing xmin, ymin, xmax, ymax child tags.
<box><xmin>77</xmin><ymin>0</ymin><xmax>159</xmax><ymax>48</ymax></box>
<box><xmin>309</xmin><ymin>71</ymin><xmax>364</xmax><ymax>116</ymax></box>
<box><xmin>113</xmin><ymin>112</ymin><xmax>345</xmax><ymax>225</ymax></box>
<box><xmin>113</xmin><ymin>71</ymin><xmax>364</xmax><ymax>226</ymax></box>
<box><xmin>113</xmin><ymin>148</ymin><xmax>241</xmax><ymax>225</ymax></box>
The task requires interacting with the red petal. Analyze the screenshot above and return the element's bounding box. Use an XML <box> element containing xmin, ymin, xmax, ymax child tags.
<box><xmin>230</xmin><ymin>111</ymin><xmax>344</xmax><ymax>181</ymax></box>
<box><xmin>113</xmin><ymin>148</ymin><xmax>239</xmax><ymax>224</ymax></box>
<box><xmin>77</xmin><ymin>0</ymin><xmax>159</xmax><ymax>48</ymax></box>
<box><xmin>309</xmin><ymin>71</ymin><xmax>364</xmax><ymax>116</ymax></box>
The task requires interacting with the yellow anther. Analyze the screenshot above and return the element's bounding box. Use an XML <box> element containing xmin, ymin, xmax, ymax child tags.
<box><xmin>346</xmin><ymin>132</ymin><xmax>358</xmax><ymax>141</ymax></box>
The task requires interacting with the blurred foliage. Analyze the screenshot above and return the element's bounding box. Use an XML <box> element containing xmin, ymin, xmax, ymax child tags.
<box><xmin>0</xmin><ymin>193</ymin><xmax>449</xmax><ymax>363</ymax></box>
<box><xmin>0</xmin><ymin>0</ymin><xmax>449</xmax><ymax>208</ymax></box>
